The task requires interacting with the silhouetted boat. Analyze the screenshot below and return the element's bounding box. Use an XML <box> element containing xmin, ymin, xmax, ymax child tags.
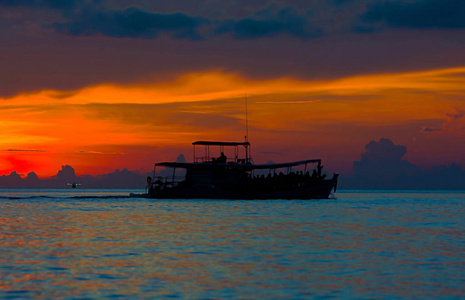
<box><xmin>67</xmin><ymin>182</ymin><xmax>81</xmax><ymax>188</ymax></box>
<box><xmin>144</xmin><ymin>141</ymin><xmax>338</xmax><ymax>199</ymax></box>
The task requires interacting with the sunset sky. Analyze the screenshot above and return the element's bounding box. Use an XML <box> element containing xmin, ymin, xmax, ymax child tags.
<box><xmin>1</xmin><ymin>0</ymin><xmax>465</xmax><ymax>178</ymax></box>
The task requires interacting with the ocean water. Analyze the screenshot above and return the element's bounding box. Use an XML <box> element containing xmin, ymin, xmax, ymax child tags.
<box><xmin>0</xmin><ymin>189</ymin><xmax>464</xmax><ymax>299</ymax></box>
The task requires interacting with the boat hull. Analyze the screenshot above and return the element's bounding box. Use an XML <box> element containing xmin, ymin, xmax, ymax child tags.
<box><xmin>147</xmin><ymin>176</ymin><xmax>337</xmax><ymax>200</ymax></box>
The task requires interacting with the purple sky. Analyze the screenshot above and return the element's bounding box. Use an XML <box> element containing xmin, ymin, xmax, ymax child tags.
<box><xmin>1</xmin><ymin>0</ymin><xmax>465</xmax><ymax>184</ymax></box>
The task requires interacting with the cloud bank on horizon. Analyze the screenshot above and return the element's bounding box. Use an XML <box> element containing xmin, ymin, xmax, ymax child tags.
<box><xmin>2</xmin><ymin>138</ymin><xmax>464</xmax><ymax>190</ymax></box>
<box><xmin>1</xmin><ymin>0</ymin><xmax>465</xmax><ymax>185</ymax></box>
<box><xmin>0</xmin><ymin>165</ymin><xmax>150</xmax><ymax>188</ymax></box>
<box><xmin>342</xmin><ymin>138</ymin><xmax>465</xmax><ymax>189</ymax></box>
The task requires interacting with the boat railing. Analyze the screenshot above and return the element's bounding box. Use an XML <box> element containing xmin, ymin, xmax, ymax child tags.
<box><xmin>192</xmin><ymin>140</ymin><xmax>251</xmax><ymax>164</ymax></box>
<box><xmin>194</xmin><ymin>157</ymin><xmax>251</xmax><ymax>164</ymax></box>
<box><xmin>151</xmin><ymin>175</ymin><xmax>185</xmax><ymax>190</ymax></box>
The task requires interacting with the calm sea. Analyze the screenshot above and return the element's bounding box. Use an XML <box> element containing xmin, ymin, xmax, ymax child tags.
<box><xmin>0</xmin><ymin>189</ymin><xmax>464</xmax><ymax>299</ymax></box>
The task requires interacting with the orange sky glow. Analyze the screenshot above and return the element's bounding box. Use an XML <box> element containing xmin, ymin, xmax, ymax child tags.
<box><xmin>2</xmin><ymin>66</ymin><xmax>465</xmax><ymax>177</ymax></box>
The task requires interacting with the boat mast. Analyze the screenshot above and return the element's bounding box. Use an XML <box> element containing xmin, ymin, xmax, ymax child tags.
<box><xmin>245</xmin><ymin>94</ymin><xmax>249</xmax><ymax>143</ymax></box>
<box><xmin>245</xmin><ymin>95</ymin><xmax>249</xmax><ymax>162</ymax></box>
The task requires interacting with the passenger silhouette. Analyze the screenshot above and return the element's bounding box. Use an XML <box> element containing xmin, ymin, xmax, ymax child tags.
<box><xmin>217</xmin><ymin>152</ymin><xmax>227</xmax><ymax>163</ymax></box>
<box><xmin>312</xmin><ymin>169</ymin><xmax>317</xmax><ymax>179</ymax></box>
<box><xmin>317</xmin><ymin>163</ymin><xmax>323</xmax><ymax>178</ymax></box>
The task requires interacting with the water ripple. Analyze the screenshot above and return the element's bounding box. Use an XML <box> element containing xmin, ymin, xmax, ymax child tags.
<box><xmin>0</xmin><ymin>190</ymin><xmax>464</xmax><ymax>298</ymax></box>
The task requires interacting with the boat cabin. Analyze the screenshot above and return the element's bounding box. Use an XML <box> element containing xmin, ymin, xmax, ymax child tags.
<box><xmin>192</xmin><ymin>141</ymin><xmax>251</xmax><ymax>164</ymax></box>
<box><xmin>147</xmin><ymin>140</ymin><xmax>336</xmax><ymax>199</ymax></box>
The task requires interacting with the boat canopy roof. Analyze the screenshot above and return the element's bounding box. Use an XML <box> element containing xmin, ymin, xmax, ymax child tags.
<box><xmin>247</xmin><ymin>159</ymin><xmax>320</xmax><ymax>169</ymax></box>
<box><xmin>192</xmin><ymin>141</ymin><xmax>250</xmax><ymax>146</ymax></box>
<box><xmin>156</xmin><ymin>159</ymin><xmax>320</xmax><ymax>170</ymax></box>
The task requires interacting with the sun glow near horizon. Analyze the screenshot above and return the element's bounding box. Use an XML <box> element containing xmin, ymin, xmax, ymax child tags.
<box><xmin>1</xmin><ymin>66</ymin><xmax>465</xmax><ymax>177</ymax></box>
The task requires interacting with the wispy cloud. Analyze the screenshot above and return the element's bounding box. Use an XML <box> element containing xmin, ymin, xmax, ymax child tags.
<box><xmin>2</xmin><ymin>66</ymin><xmax>465</xmax><ymax>176</ymax></box>
<box><xmin>256</xmin><ymin>100</ymin><xmax>319</xmax><ymax>104</ymax></box>
<box><xmin>258</xmin><ymin>151</ymin><xmax>283</xmax><ymax>155</ymax></box>
<box><xmin>446</xmin><ymin>110</ymin><xmax>465</xmax><ymax>120</ymax></box>
<box><xmin>5</xmin><ymin>149</ymin><xmax>46</xmax><ymax>152</ymax></box>
<box><xmin>78</xmin><ymin>150</ymin><xmax>125</xmax><ymax>155</ymax></box>
<box><xmin>420</xmin><ymin>126</ymin><xmax>440</xmax><ymax>133</ymax></box>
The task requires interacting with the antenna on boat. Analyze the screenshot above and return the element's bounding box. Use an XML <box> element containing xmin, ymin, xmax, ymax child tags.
<box><xmin>244</xmin><ymin>94</ymin><xmax>251</xmax><ymax>164</ymax></box>
<box><xmin>245</xmin><ymin>94</ymin><xmax>249</xmax><ymax>143</ymax></box>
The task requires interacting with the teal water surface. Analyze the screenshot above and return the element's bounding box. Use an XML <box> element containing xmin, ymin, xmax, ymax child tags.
<box><xmin>1</xmin><ymin>189</ymin><xmax>464</xmax><ymax>299</ymax></box>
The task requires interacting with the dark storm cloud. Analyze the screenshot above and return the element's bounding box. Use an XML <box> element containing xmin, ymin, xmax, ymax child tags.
<box><xmin>0</xmin><ymin>0</ymin><xmax>81</xmax><ymax>11</ymax></box>
<box><xmin>330</xmin><ymin>0</ymin><xmax>355</xmax><ymax>4</ymax></box>
<box><xmin>361</xmin><ymin>0</ymin><xmax>465</xmax><ymax>29</ymax></box>
<box><xmin>355</xmin><ymin>138</ymin><xmax>412</xmax><ymax>170</ymax></box>
<box><xmin>51</xmin><ymin>6</ymin><xmax>205</xmax><ymax>40</ymax></box>
<box><xmin>43</xmin><ymin>2</ymin><xmax>325</xmax><ymax>41</ymax></box>
<box><xmin>340</xmin><ymin>138</ymin><xmax>465</xmax><ymax>189</ymax></box>
<box><xmin>215</xmin><ymin>6</ymin><xmax>324</xmax><ymax>40</ymax></box>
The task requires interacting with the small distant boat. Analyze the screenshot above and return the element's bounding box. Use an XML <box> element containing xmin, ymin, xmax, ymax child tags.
<box><xmin>144</xmin><ymin>140</ymin><xmax>338</xmax><ymax>199</ymax></box>
<box><xmin>67</xmin><ymin>182</ymin><xmax>81</xmax><ymax>188</ymax></box>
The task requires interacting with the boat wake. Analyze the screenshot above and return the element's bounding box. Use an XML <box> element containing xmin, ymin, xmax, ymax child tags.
<box><xmin>0</xmin><ymin>195</ymin><xmax>132</xmax><ymax>200</ymax></box>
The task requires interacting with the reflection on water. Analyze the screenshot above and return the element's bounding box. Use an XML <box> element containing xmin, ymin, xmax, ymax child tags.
<box><xmin>1</xmin><ymin>190</ymin><xmax>465</xmax><ymax>298</ymax></box>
